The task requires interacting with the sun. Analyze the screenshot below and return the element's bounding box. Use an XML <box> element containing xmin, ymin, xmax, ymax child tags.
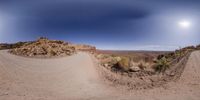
<box><xmin>178</xmin><ymin>20</ymin><xmax>191</xmax><ymax>28</ymax></box>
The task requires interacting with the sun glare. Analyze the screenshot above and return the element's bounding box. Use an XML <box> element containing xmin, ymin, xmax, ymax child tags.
<box><xmin>178</xmin><ymin>20</ymin><xmax>191</xmax><ymax>28</ymax></box>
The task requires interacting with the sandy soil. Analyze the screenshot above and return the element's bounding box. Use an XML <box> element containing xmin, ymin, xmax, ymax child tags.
<box><xmin>0</xmin><ymin>50</ymin><xmax>200</xmax><ymax>100</ymax></box>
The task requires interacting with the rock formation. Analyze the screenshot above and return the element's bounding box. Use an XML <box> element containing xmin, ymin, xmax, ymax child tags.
<box><xmin>10</xmin><ymin>37</ymin><xmax>76</xmax><ymax>57</ymax></box>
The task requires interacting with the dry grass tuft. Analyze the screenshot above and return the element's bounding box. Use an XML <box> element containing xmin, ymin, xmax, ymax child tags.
<box><xmin>116</xmin><ymin>57</ymin><xmax>132</xmax><ymax>71</ymax></box>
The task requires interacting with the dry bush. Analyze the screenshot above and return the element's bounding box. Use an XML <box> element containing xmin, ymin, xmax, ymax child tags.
<box><xmin>115</xmin><ymin>57</ymin><xmax>132</xmax><ymax>71</ymax></box>
<box><xmin>96</xmin><ymin>54</ymin><xmax>111</xmax><ymax>59</ymax></box>
<box><xmin>154</xmin><ymin>57</ymin><xmax>170</xmax><ymax>73</ymax></box>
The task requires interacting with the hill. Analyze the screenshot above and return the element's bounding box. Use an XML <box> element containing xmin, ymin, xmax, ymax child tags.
<box><xmin>8</xmin><ymin>37</ymin><xmax>96</xmax><ymax>57</ymax></box>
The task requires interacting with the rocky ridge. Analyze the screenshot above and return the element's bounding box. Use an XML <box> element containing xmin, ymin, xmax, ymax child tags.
<box><xmin>10</xmin><ymin>37</ymin><xmax>76</xmax><ymax>57</ymax></box>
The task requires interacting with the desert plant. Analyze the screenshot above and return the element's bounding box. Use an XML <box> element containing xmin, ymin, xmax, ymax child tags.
<box><xmin>116</xmin><ymin>57</ymin><xmax>131</xmax><ymax>71</ymax></box>
<box><xmin>154</xmin><ymin>57</ymin><xmax>170</xmax><ymax>73</ymax></box>
<box><xmin>113</xmin><ymin>56</ymin><xmax>121</xmax><ymax>62</ymax></box>
<box><xmin>157</xmin><ymin>54</ymin><xmax>165</xmax><ymax>60</ymax></box>
<box><xmin>175</xmin><ymin>50</ymin><xmax>184</xmax><ymax>58</ymax></box>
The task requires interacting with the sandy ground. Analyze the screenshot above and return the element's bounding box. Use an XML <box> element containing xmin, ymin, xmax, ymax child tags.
<box><xmin>0</xmin><ymin>50</ymin><xmax>200</xmax><ymax>100</ymax></box>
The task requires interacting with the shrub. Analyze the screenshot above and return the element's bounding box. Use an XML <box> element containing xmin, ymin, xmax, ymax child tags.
<box><xmin>182</xmin><ymin>46</ymin><xmax>196</xmax><ymax>51</ymax></box>
<box><xmin>174</xmin><ymin>50</ymin><xmax>181</xmax><ymax>58</ymax></box>
<box><xmin>154</xmin><ymin>57</ymin><xmax>170</xmax><ymax>73</ymax></box>
<box><xmin>113</xmin><ymin>56</ymin><xmax>121</xmax><ymax>62</ymax></box>
<box><xmin>96</xmin><ymin>54</ymin><xmax>111</xmax><ymax>59</ymax></box>
<box><xmin>165</xmin><ymin>52</ymin><xmax>176</xmax><ymax>59</ymax></box>
<box><xmin>157</xmin><ymin>54</ymin><xmax>165</xmax><ymax>60</ymax></box>
<box><xmin>116</xmin><ymin>57</ymin><xmax>131</xmax><ymax>71</ymax></box>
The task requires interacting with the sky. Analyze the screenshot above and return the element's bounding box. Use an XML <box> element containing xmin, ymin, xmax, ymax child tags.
<box><xmin>0</xmin><ymin>0</ymin><xmax>200</xmax><ymax>51</ymax></box>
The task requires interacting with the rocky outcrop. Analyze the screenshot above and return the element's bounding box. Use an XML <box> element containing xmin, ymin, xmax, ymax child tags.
<box><xmin>10</xmin><ymin>37</ymin><xmax>76</xmax><ymax>57</ymax></box>
<box><xmin>130</xmin><ymin>66</ymin><xmax>140</xmax><ymax>72</ymax></box>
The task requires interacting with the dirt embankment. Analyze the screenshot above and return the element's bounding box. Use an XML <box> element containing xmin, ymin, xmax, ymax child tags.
<box><xmin>95</xmin><ymin>51</ymin><xmax>200</xmax><ymax>100</ymax></box>
<box><xmin>96</xmin><ymin>52</ymin><xmax>191</xmax><ymax>90</ymax></box>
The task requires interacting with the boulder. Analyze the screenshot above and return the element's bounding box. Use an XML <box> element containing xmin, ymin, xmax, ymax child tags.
<box><xmin>103</xmin><ymin>63</ymin><xmax>109</xmax><ymax>67</ymax></box>
<box><xmin>130</xmin><ymin>66</ymin><xmax>140</xmax><ymax>72</ymax></box>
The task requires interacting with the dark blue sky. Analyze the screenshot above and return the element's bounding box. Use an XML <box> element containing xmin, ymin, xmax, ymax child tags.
<box><xmin>0</xmin><ymin>0</ymin><xmax>200</xmax><ymax>50</ymax></box>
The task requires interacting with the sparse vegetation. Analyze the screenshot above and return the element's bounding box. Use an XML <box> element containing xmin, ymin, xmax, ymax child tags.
<box><xmin>97</xmin><ymin>51</ymin><xmax>158</xmax><ymax>73</ymax></box>
<box><xmin>97</xmin><ymin>45</ymin><xmax>199</xmax><ymax>74</ymax></box>
<box><xmin>152</xmin><ymin>45</ymin><xmax>200</xmax><ymax>73</ymax></box>
<box><xmin>96</xmin><ymin>44</ymin><xmax>200</xmax><ymax>74</ymax></box>
<box><xmin>154</xmin><ymin>57</ymin><xmax>170</xmax><ymax>73</ymax></box>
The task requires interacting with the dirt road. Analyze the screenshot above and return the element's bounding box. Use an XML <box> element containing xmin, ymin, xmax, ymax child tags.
<box><xmin>0</xmin><ymin>50</ymin><xmax>119</xmax><ymax>100</ymax></box>
<box><xmin>0</xmin><ymin>50</ymin><xmax>200</xmax><ymax>100</ymax></box>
